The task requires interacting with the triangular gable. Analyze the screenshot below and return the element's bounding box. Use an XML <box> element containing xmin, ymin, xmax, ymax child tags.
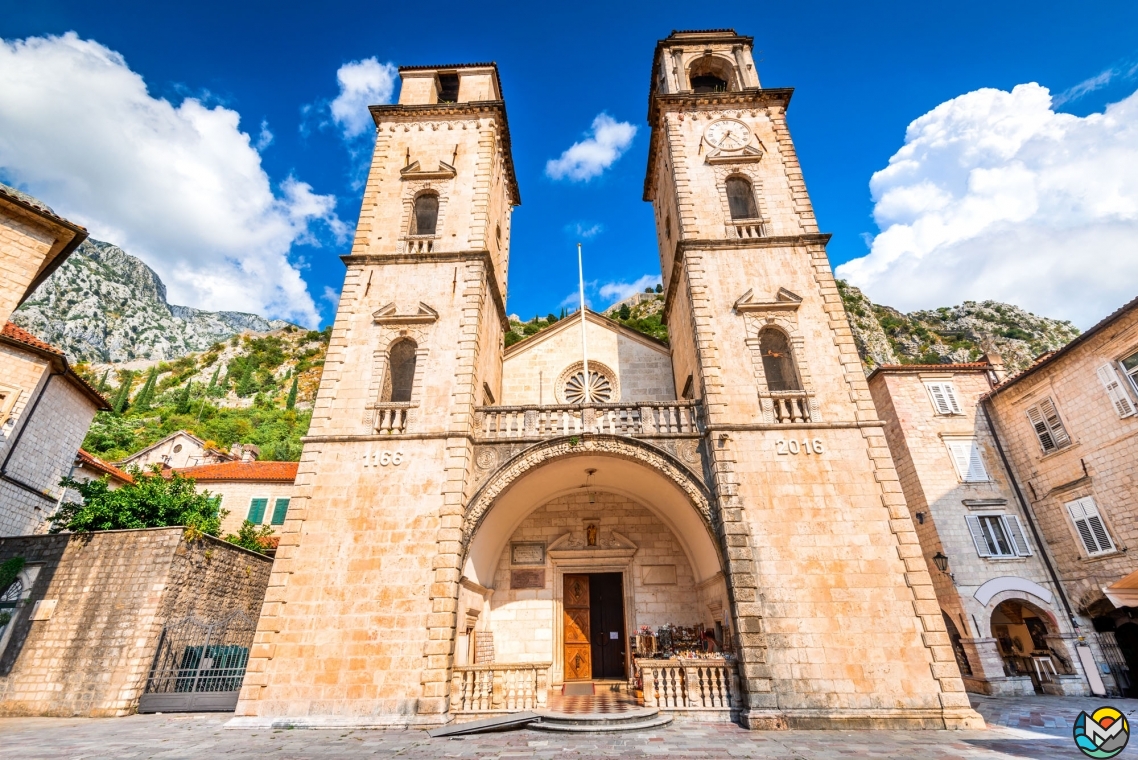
<box><xmin>504</xmin><ymin>309</ymin><xmax>670</xmax><ymax>360</ymax></box>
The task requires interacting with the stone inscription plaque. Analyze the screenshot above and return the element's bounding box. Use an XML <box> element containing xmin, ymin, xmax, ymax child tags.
<box><xmin>511</xmin><ymin>568</ymin><xmax>545</xmax><ymax>589</ymax></box>
<box><xmin>511</xmin><ymin>542</ymin><xmax>545</xmax><ymax>566</ymax></box>
<box><xmin>642</xmin><ymin>565</ymin><xmax>678</xmax><ymax>585</ymax></box>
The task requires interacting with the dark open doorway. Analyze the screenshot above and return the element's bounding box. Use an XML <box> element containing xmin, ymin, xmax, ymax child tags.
<box><xmin>588</xmin><ymin>572</ymin><xmax>626</xmax><ymax>679</ymax></box>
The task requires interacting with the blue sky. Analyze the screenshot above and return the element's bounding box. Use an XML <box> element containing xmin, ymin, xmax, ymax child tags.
<box><xmin>2</xmin><ymin>1</ymin><xmax>1137</xmax><ymax>329</ymax></box>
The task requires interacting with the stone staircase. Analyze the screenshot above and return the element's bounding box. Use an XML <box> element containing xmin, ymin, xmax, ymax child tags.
<box><xmin>531</xmin><ymin>706</ymin><xmax>673</xmax><ymax>733</ymax></box>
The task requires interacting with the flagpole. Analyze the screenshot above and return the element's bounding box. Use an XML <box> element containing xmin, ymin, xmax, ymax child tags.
<box><xmin>577</xmin><ymin>242</ymin><xmax>590</xmax><ymax>404</ymax></box>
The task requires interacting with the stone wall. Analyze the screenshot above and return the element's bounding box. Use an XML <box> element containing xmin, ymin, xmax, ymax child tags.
<box><xmin>486</xmin><ymin>493</ymin><xmax>701</xmax><ymax>665</ymax></box>
<box><xmin>988</xmin><ymin>305</ymin><xmax>1138</xmax><ymax>613</ymax></box>
<box><xmin>0</xmin><ymin>528</ymin><xmax>271</xmax><ymax>717</ymax></box>
<box><xmin>0</xmin><ymin>205</ymin><xmax>56</xmax><ymax>325</ymax></box>
<box><xmin>0</xmin><ymin>348</ymin><xmax>99</xmax><ymax>537</ymax></box>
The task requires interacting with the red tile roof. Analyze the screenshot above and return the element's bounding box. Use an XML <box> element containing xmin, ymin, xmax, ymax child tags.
<box><xmin>1</xmin><ymin>322</ymin><xmax>110</xmax><ymax>409</ymax></box>
<box><xmin>174</xmin><ymin>460</ymin><xmax>299</xmax><ymax>482</ymax></box>
<box><xmin>2</xmin><ymin>322</ymin><xmax>63</xmax><ymax>356</ymax></box>
<box><xmin>76</xmin><ymin>448</ymin><xmax>134</xmax><ymax>484</ymax></box>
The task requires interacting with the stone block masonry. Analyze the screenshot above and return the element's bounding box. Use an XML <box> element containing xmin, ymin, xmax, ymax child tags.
<box><xmin>0</xmin><ymin>528</ymin><xmax>272</xmax><ymax>717</ymax></box>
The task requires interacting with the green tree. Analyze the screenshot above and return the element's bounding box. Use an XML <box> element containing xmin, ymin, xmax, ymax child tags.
<box><xmin>111</xmin><ymin>370</ymin><xmax>135</xmax><ymax>414</ymax></box>
<box><xmin>223</xmin><ymin>520</ymin><xmax>275</xmax><ymax>555</ymax></box>
<box><xmin>618</xmin><ymin>304</ymin><xmax>631</xmax><ymax>320</ymax></box>
<box><xmin>96</xmin><ymin>369</ymin><xmax>110</xmax><ymax>393</ymax></box>
<box><xmin>133</xmin><ymin>367</ymin><xmax>159</xmax><ymax>411</ymax></box>
<box><xmin>51</xmin><ymin>467</ymin><xmax>223</xmax><ymax>535</ymax></box>
<box><xmin>285</xmin><ymin>374</ymin><xmax>299</xmax><ymax>410</ymax></box>
<box><xmin>546</xmin><ymin>313</ymin><xmax>558</xmax><ymax>323</ymax></box>
<box><xmin>235</xmin><ymin>363</ymin><xmax>257</xmax><ymax>397</ymax></box>
<box><xmin>174</xmin><ymin>382</ymin><xmax>193</xmax><ymax>414</ymax></box>
<box><xmin>207</xmin><ymin>365</ymin><xmax>220</xmax><ymax>389</ymax></box>
<box><xmin>654</xmin><ymin>283</ymin><xmax>663</xmax><ymax>293</ymax></box>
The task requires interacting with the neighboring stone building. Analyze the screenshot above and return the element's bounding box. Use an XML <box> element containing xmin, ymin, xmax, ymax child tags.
<box><xmin>116</xmin><ymin>430</ymin><xmax>231</xmax><ymax>471</ymax></box>
<box><xmin>985</xmin><ymin>296</ymin><xmax>1138</xmax><ymax>693</ymax></box>
<box><xmin>868</xmin><ymin>360</ymin><xmax>1092</xmax><ymax>697</ymax></box>
<box><xmin>174</xmin><ymin>460</ymin><xmax>298</xmax><ymax>538</ymax></box>
<box><xmin>0</xmin><ymin>323</ymin><xmax>110</xmax><ymax>536</ymax></box>
<box><xmin>0</xmin><ymin>183</ymin><xmax>87</xmax><ymax>327</ymax></box>
<box><xmin>233</xmin><ymin>31</ymin><xmax>982</xmax><ymax>730</ymax></box>
<box><xmin>0</xmin><ymin>528</ymin><xmax>272</xmax><ymax>716</ymax></box>
<box><xmin>70</xmin><ymin>449</ymin><xmax>134</xmax><ymax>490</ymax></box>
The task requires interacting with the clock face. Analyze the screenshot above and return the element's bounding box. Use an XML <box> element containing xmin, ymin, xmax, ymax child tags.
<box><xmin>704</xmin><ymin>119</ymin><xmax>751</xmax><ymax>151</ymax></box>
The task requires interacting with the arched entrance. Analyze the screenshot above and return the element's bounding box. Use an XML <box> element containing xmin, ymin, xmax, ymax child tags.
<box><xmin>460</xmin><ymin>439</ymin><xmax>727</xmax><ymax>686</ymax></box>
<box><xmin>990</xmin><ymin>598</ymin><xmax>1073</xmax><ymax>692</ymax></box>
<box><xmin>1112</xmin><ymin>623</ymin><xmax>1138</xmax><ymax>697</ymax></box>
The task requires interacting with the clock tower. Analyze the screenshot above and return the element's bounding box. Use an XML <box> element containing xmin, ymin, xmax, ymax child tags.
<box><xmin>643</xmin><ymin>30</ymin><xmax>983</xmax><ymax>729</ymax></box>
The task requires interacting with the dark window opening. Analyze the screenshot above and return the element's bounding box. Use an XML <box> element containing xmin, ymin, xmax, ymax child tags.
<box><xmin>437</xmin><ymin>73</ymin><xmax>460</xmax><ymax>103</ymax></box>
<box><xmin>726</xmin><ymin>177</ymin><xmax>760</xmax><ymax>220</ymax></box>
<box><xmin>386</xmin><ymin>339</ymin><xmax>418</xmax><ymax>403</ymax></box>
<box><xmin>759</xmin><ymin>328</ymin><xmax>801</xmax><ymax>391</ymax></box>
<box><xmin>411</xmin><ymin>194</ymin><xmax>439</xmax><ymax>236</ymax></box>
<box><xmin>681</xmin><ymin>374</ymin><xmax>695</xmax><ymax>400</ymax></box>
<box><xmin>691</xmin><ymin>74</ymin><xmax>728</xmax><ymax>93</ymax></box>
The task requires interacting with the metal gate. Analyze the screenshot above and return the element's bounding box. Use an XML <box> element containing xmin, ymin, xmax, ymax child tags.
<box><xmin>1092</xmin><ymin>631</ymin><xmax>1131</xmax><ymax>697</ymax></box>
<box><xmin>138</xmin><ymin>611</ymin><xmax>256</xmax><ymax>713</ymax></box>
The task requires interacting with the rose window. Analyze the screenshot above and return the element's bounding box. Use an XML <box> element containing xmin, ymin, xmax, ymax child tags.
<box><xmin>564</xmin><ymin>370</ymin><xmax>614</xmax><ymax>404</ymax></box>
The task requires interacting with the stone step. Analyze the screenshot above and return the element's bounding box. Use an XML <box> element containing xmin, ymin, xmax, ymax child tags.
<box><xmin>530</xmin><ymin>707</ymin><xmax>674</xmax><ymax>733</ymax></box>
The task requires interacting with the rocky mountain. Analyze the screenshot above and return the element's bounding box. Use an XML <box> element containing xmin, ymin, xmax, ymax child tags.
<box><xmin>836</xmin><ymin>280</ymin><xmax>1080</xmax><ymax>373</ymax></box>
<box><xmin>12</xmin><ymin>238</ymin><xmax>292</xmax><ymax>363</ymax></box>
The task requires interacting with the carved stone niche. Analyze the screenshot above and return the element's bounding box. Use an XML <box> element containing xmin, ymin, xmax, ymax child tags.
<box><xmin>734</xmin><ymin>288</ymin><xmax>821</xmax><ymax>424</ymax></box>
<box><xmin>548</xmin><ymin>530</ymin><xmax>637</xmax><ymax>560</ymax></box>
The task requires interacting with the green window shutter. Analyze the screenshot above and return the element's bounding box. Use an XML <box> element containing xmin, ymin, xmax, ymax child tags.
<box><xmin>270</xmin><ymin>498</ymin><xmax>290</xmax><ymax>526</ymax></box>
<box><xmin>247</xmin><ymin>498</ymin><xmax>268</xmax><ymax>524</ymax></box>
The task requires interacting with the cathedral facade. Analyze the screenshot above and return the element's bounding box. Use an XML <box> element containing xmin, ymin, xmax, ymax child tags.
<box><xmin>233</xmin><ymin>30</ymin><xmax>983</xmax><ymax>730</ymax></box>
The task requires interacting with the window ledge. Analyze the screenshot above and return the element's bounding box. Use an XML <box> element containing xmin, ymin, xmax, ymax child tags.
<box><xmin>1079</xmin><ymin>548</ymin><xmax>1126</xmax><ymax>564</ymax></box>
<box><xmin>982</xmin><ymin>556</ymin><xmax>1030</xmax><ymax>563</ymax></box>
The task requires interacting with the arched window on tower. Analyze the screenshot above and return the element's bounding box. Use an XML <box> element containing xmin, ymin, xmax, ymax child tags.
<box><xmin>410</xmin><ymin>193</ymin><xmax>439</xmax><ymax>236</ymax></box>
<box><xmin>759</xmin><ymin>328</ymin><xmax>801</xmax><ymax>392</ymax></box>
<box><xmin>384</xmin><ymin>338</ymin><xmax>418</xmax><ymax>403</ymax></box>
<box><xmin>726</xmin><ymin>177</ymin><xmax>760</xmax><ymax>220</ymax></box>
<box><xmin>688</xmin><ymin>55</ymin><xmax>734</xmax><ymax>93</ymax></box>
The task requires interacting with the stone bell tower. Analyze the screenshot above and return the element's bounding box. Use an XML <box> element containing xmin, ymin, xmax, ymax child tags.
<box><xmin>234</xmin><ymin>63</ymin><xmax>519</xmax><ymax>725</ymax></box>
<box><xmin>643</xmin><ymin>30</ymin><xmax>983</xmax><ymax>729</ymax></box>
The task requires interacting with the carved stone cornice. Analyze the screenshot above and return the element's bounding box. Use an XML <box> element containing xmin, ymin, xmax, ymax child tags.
<box><xmin>733</xmin><ymin>287</ymin><xmax>802</xmax><ymax>313</ymax></box>
<box><xmin>399</xmin><ymin>160</ymin><xmax>457</xmax><ymax>180</ymax></box>
<box><xmin>372</xmin><ymin>302</ymin><xmax>440</xmax><ymax>325</ymax></box>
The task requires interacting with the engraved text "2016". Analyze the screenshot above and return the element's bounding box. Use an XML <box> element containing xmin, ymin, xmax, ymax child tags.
<box><xmin>775</xmin><ymin>439</ymin><xmax>824</xmax><ymax>455</ymax></box>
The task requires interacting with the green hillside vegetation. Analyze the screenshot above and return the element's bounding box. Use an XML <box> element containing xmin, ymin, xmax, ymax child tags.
<box><xmin>78</xmin><ymin>326</ymin><xmax>330</xmax><ymax>463</ymax></box>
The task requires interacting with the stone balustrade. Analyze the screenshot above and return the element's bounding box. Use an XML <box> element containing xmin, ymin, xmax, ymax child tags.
<box><xmin>732</xmin><ymin>220</ymin><xmax>767</xmax><ymax>239</ymax></box>
<box><xmin>451</xmin><ymin>662</ymin><xmax>550</xmax><ymax>713</ymax></box>
<box><xmin>474</xmin><ymin>401</ymin><xmax>703</xmax><ymax>441</ymax></box>
<box><xmin>638</xmin><ymin>658</ymin><xmax>743</xmax><ymax>711</ymax></box>
<box><xmin>765</xmin><ymin>391</ymin><xmax>814</xmax><ymax>424</ymax></box>
<box><xmin>373</xmin><ymin>403</ymin><xmax>412</xmax><ymax>435</ymax></box>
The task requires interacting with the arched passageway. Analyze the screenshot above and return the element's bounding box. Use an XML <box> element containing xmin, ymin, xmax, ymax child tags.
<box><xmin>458</xmin><ymin>444</ymin><xmax>728</xmax><ymax>687</ymax></box>
<box><xmin>990</xmin><ymin>598</ymin><xmax>1074</xmax><ymax>691</ymax></box>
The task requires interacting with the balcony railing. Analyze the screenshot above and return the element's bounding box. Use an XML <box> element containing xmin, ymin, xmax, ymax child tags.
<box><xmin>732</xmin><ymin>220</ymin><xmax>767</xmax><ymax>239</ymax></box>
<box><xmin>373</xmin><ymin>403</ymin><xmax>413</xmax><ymax>434</ymax></box>
<box><xmin>638</xmin><ymin>658</ymin><xmax>743</xmax><ymax>711</ymax></box>
<box><xmin>451</xmin><ymin>662</ymin><xmax>550</xmax><ymax>713</ymax></box>
<box><xmin>762</xmin><ymin>391</ymin><xmax>814</xmax><ymax>424</ymax></box>
<box><xmin>474</xmin><ymin>401</ymin><xmax>703</xmax><ymax>441</ymax></box>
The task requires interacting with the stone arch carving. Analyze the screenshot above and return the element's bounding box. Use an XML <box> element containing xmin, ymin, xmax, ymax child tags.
<box><xmin>460</xmin><ymin>435</ymin><xmax>718</xmax><ymax>550</ymax></box>
<box><xmin>554</xmin><ymin>360</ymin><xmax>620</xmax><ymax>404</ymax></box>
<box><xmin>685</xmin><ymin>53</ymin><xmax>739</xmax><ymax>92</ymax></box>
<box><xmin>398</xmin><ymin>181</ymin><xmax>453</xmax><ymax>253</ymax></box>
<box><xmin>713</xmin><ymin>165</ymin><xmax>769</xmax><ymax>238</ymax></box>
<box><xmin>740</xmin><ymin>311</ymin><xmax>820</xmax><ymax>423</ymax></box>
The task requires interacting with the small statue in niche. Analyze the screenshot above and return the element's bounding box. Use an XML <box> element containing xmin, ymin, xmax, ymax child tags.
<box><xmin>586</xmin><ymin>523</ymin><xmax>598</xmax><ymax>547</ymax></box>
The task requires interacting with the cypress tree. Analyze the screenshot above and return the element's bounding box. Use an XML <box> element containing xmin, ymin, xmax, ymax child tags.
<box><xmin>236</xmin><ymin>363</ymin><xmax>257</xmax><ymax>397</ymax></box>
<box><xmin>133</xmin><ymin>367</ymin><xmax>158</xmax><ymax>411</ymax></box>
<box><xmin>97</xmin><ymin>369</ymin><xmax>110</xmax><ymax>393</ymax></box>
<box><xmin>207</xmin><ymin>365</ymin><xmax>220</xmax><ymax>389</ymax></box>
<box><xmin>112</xmin><ymin>371</ymin><xmax>135</xmax><ymax>414</ymax></box>
<box><xmin>285</xmin><ymin>374</ymin><xmax>299</xmax><ymax>410</ymax></box>
<box><xmin>175</xmin><ymin>382</ymin><xmax>193</xmax><ymax>414</ymax></box>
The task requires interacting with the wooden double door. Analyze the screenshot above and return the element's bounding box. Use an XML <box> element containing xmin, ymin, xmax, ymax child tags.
<box><xmin>563</xmin><ymin>573</ymin><xmax>626</xmax><ymax>681</ymax></box>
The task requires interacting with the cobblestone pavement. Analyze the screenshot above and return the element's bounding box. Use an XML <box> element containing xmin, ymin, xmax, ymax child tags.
<box><xmin>2</xmin><ymin>694</ymin><xmax>1136</xmax><ymax>759</ymax></box>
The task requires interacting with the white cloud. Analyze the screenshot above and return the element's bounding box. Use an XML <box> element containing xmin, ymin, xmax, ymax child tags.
<box><xmin>546</xmin><ymin>113</ymin><xmax>637</xmax><ymax>181</ymax></box>
<box><xmin>598</xmin><ymin>274</ymin><xmax>659</xmax><ymax>307</ymax></box>
<box><xmin>322</xmin><ymin>285</ymin><xmax>341</xmax><ymax>314</ymax></box>
<box><xmin>329</xmin><ymin>57</ymin><xmax>397</xmax><ymax>140</ymax></box>
<box><xmin>835</xmin><ymin>83</ymin><xmax>1138</xmax><ymax>329</ymax></box>
<box><xmin>565</xmin><ymin>221</ymin><xmax>604</xmax><ymax>239</ymax></box>
<box><xmin>0</xmin><ymin>32</ymin><xmax>345</xmax><ymax>327</ymax></box>
<box><xmin>1054</xmin><ymin>59</ymin><xmax>1138</xmax><ymax>106</ymax></box>
<box><xmin>255</xmin><ymin>120</ymin><xmax>274</xmax><ymax>151</ymax></box>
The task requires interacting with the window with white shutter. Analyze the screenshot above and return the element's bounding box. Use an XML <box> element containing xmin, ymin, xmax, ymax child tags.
<box><xmin>945</xmin><ymin>439</ymin><xmax>989</xmax><ymax>482</ymax></box>
<box><xmin>1097</xmin><ymin>363</ymin><xmax>1136</xmax><ymax>418</ymax></box>
<box><xmin>1026</xmin><ymin>397</ymin><xmax>1071</xmax><ymax>454</ymax></box>
<box><xmin>1065</xmin><ymin>496</ymin><xmax>1116</xmax><ymax>556</ymax></box>
<box><xmin>925</xmin><ymin>382</ymin><xmax>963</xmax><ymax>415</ymax></box>
<box><xmin>965</xmin><ymin>514</ymin><xmax>1032</xmax><ymax>558</ymax></box>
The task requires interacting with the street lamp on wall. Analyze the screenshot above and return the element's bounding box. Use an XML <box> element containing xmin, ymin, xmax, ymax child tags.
<box><xmin>932</xmin><ymin>552</ymin><xmax>950</xmax><ymax>574</ymax></box>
